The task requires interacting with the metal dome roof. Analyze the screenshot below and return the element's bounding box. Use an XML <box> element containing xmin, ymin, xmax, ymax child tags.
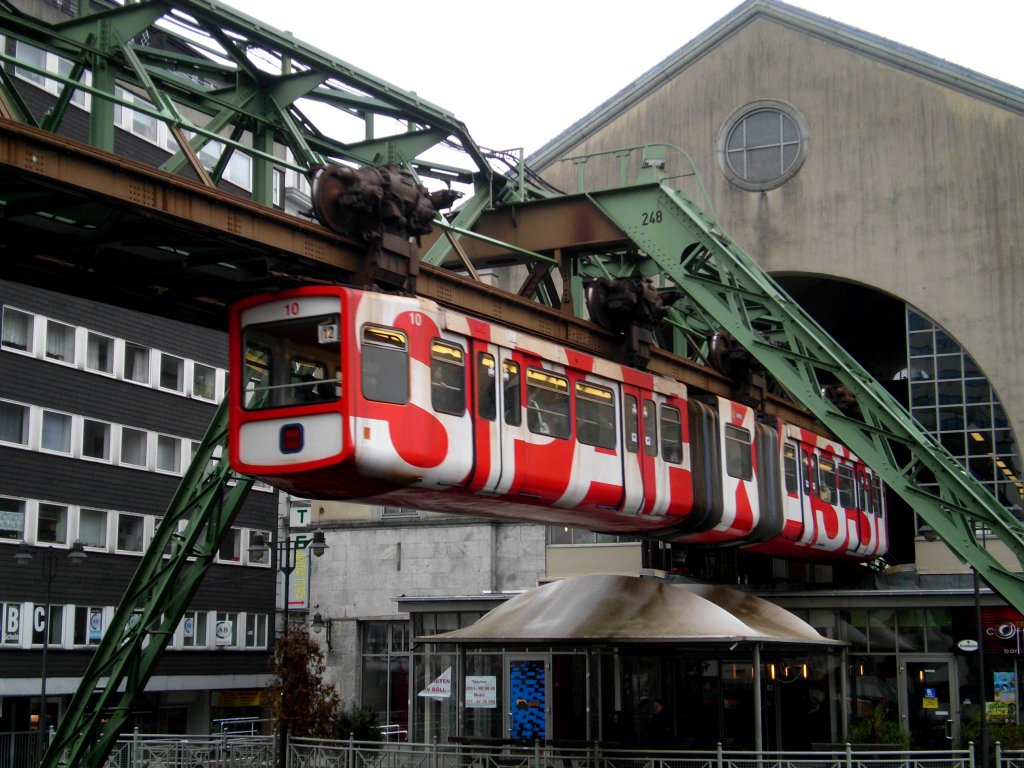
<box><xmin>421</xmin><ymin>574</ymin><xmax>841</xmax><ymax>646</ymax></box>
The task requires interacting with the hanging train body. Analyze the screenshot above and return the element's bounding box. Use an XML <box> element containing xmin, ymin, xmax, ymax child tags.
<box><xmin>228</xmin><ymin>286</ymin><xmax>887</xmax><ymax>561</ymax></box>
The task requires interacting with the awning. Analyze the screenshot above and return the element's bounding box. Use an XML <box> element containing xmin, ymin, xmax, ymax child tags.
<box><xmin>419</xmin><ymin>574</ymin><xmax>842</xmax><ymax>646</ymax></box>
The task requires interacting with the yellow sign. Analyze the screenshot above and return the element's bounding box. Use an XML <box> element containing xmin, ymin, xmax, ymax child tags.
<box><xmin>922</xmin><ymin>697</ymin><xmax>939</xmax><ymax>709</ymax></box>
<box><xmin>213</xmin><ymin>689</ymin><xmax>262</xmax><ymax>708</ymax></box>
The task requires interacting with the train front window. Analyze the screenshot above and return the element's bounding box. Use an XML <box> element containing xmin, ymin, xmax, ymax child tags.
<box><xmin>242</xmin><ymin>314</ymin><xmax>341</xmax><ymax>410</ymax></box>
<box><xmin>362</xmin><ymin>326</ymin><xmax>409</xmax><ymax>404</ymax></box>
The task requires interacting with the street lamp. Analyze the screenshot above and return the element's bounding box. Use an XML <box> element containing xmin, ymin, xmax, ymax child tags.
<box><xmin>247</xmin><ymin>528</ymin><xmax>327</xmax><ymax>768</ymax></box>
<box><xmin>247</xmin><ymin>528</ymin><xmax>327</xmax><ymax>635</ymax></box>
<box><xmin>312</xmin><ymin>611</ymin><xmax>332</xmax><ymax>651</ymax></box>
<box><xmin>14</xmin><ymin>539</ymin><xmax>87</xmax><ymax>762</ymax></box>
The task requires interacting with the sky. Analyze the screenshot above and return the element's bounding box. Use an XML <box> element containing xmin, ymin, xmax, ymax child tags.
<box><xmin>233</xmin><ymin>0</ymin><xmax>1022</xmax><ymax>156</ymax></box>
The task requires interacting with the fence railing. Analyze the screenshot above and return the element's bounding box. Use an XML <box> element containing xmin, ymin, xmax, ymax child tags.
<box><xmin>21</xmin><ymin>730</ymin><xmax>1024</xmax><ymax>768</ymax></box>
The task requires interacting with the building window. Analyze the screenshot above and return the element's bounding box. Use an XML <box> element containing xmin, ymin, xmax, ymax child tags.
<box><xmin>41</xmin><ymin>410</ymin><xmax>72</xmax><ymax>453</ymax></box>
<box><xmin>123</xmin><ymin>342</ymin><xmax>151</xmax><ymax>384</ymax></box>
<box><xmin>902</xmin><ymin>307</ymin><xmax>1023</xmax><ymax>515</ymax></box>
<box><xmin>116</xmin><ymin>512</ymin><xmax>145</xmax><ymax>552</ymax></box>
<box><xmin>2</xmin><ymin>602</ymin><xmax>23</xmax><ymax>645</ymax></box>
<box><xmin>78</xmin><ymin>508</ymin><xmax>108</xmax><ymax>549</ymax></box>
<box><xmin>0</xmin><ymin>400</ymin><xmax>30</xmax><ymax>446</ymax></box>
<box><xmin>218</xmin><ymin>527</ymin><xmax>242</xmax><ymax>562</ymax></box>
<box><xmin>0</xmin><ymin>497</ymin><xmax>26</xmax><ymax>541</ymax></box>
<box><xmin>86</xmin><ymin>332</ymin><xmax>114</xmax><ymax>374</ymax></box>
<box><xmin>192</xmin><ymin>363</ymin><xmax>217</xmax><ymax>400</ymax></box>
<box><xmin>45</xmin><ymin>319</ymin><xmax>76</xmax><ymax>363</ymax></box>
<box><xmin>360</xmin><ymin>620</ymin><xmax>411</xmax><ymax>733</ymax></box>
<box><xmin>159</xmin><ymin>353</ymin><xmax>185</xmax><ymax>392</ymax></box>
<box><xmin>182</xmin><ymin>610</ymin><xmax>209</xmax><ymax>648</ymax></box>
<box><xmin>244</xmin><ymin>613</ymin><xmax>268</xmax><ymax>648</ymax></box>
<box><xmin>215</xmin><ymin>612</ymin><xmax>238</xmax><ymax>647</ymax></box>
<box><xmin>120</xmin><ymin>426</ymin><xmax>148</xmax><ymax>467</ymax></box>
<box><xmin>82</xmin><ymin>419</ymin><xmax>112</xmax><ymax>461</ymax></box>
<box><xmin>37</xmin><ymin>503</ymin><xmax>69</xmax><ymax>544</ymax></box>
<box><xmin>1</xmin><ymin>307</ymin><xmax>34</xmax><ymax>352</ymax></box>
<box><xmin>73</xmin><ymin>606</ymin><xmax>104</xmax><ymax>646</ymax></box>
<box><xmin>156</xmin><ymin>434</ymin><xmax>182</xmax><ymax>473</ymax></box>
<box><xmin>31</xmin><ymin>604</ymin><xmax>63</xmax><ymax>646</ymax></box>
<box><xmin>718</xmin><ymin>100</ymin><xmax>808</xmax><ymax>191</ymax></box>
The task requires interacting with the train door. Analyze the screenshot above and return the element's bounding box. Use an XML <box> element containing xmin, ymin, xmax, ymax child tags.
<box><xmin>620</xmin><ymin>386</ymin><xmax>663</xmax><ymax>516</ymax></box>
<box><xmin>465</xmin><ymin>341</ymin><xmax>504</xmax><ymax>492</ymax></box>
<box><xmin>836</xmin><ymin>460</ymin><xmax>862</xmax><ymax>555</ymax></box>
<box><xmin>780</xmin><ymin>441</ymin><xmax>808</xmax><ymax>543</ymax></box>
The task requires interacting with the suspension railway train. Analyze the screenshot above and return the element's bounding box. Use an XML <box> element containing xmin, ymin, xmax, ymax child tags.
<box><xmin>228</xmin><ymin>285</ymin><xmax>888</xmax><ymax>561</ymax></box>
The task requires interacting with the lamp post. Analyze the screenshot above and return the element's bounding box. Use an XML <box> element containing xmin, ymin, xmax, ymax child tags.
<box><xmin>248</xmin><ymin>528</ymin><xmax>327</xmax><ymax>768</ymax></box>
<box><xmin>14</xmin><ymin>539</ymin><xmax>87</xmax><ymax>762</ymax></box>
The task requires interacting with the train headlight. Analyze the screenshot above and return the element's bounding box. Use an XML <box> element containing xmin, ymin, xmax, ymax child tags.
<box><xmin>280</xmin><ymin>423</ymin><xmax>304</xmax><ymax>454</ymax></box>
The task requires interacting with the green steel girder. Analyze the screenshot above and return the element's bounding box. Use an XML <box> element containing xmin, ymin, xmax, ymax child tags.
<box><xmin>0</xmin><ymin>0</ymin><xmax>494</xmax><ymax>194</ymax></box>
<box><xmin>41</xmin><ymin>401</ymin><xmax>254</xmax><ymax>768</ymax></box>
<box><xmin>588</xmin><ymin>181</ymin><xmax>1024</xmax><ymax>611</ymax></box>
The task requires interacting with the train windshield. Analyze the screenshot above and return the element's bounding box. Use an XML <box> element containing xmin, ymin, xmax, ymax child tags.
<box><xmin>242</xmin><ymin>314</ymin><xmax>341</xmax><ymax>410</ymax></box>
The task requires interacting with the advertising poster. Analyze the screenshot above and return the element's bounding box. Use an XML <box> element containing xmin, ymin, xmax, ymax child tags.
<box><xmin>466</xmin><ymin>676</ymin><xmax>497</xmax><ymax>708</ymax></box>
<box><xmin>995</xmin><ymin>671</ymin><xmax>1017</xmax><ymax>704</ymax></box>
<box><xmin>509</xmin><ymin>660</ymin><xmax>546</xmax><ymax>744</ymax></box>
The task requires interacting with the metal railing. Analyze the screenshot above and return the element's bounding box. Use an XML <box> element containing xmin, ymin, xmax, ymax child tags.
<box><xmin>26</xmin><ymin>729</ymin><xmax>1024</xmax><ymax>768</ymax></box>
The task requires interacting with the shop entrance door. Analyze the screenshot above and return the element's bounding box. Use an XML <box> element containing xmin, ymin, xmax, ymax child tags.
<box><xmin>900</xmin><ymin>657</ymin><xmax>957</xmax><ymax>748</ymax></box>
<box><xmin>506</xmin><ymin>655</ymin><xmax>550</xmax><ymax>745</ymax></box>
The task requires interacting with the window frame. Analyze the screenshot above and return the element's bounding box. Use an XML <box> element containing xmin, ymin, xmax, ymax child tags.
<box><xmin>575</xmin><ymin>381</ymin><xmax>616</xmax><ymax>450</ymax></box>
<box><xmin>361</xmin><ymin>325</ymin><xmax>409</xmax><ymax>405</ymax></box>
<box><xmin>717</xmin><ymin>99</ymin><xmax>809</xmax><ymax>192</ymax></box>
<box><xmin>526</xmin><ymin>368</ymin><xmax>571</xmax><ymax>439</ymax></box>
<box><xmin>430</xmin><ymin>339</ymin><xmax>467</xmax><ymax>416</ymax></box>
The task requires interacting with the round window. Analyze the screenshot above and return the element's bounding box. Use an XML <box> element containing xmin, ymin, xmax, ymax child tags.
<box><xmin>717</xmin><ymin>100</ymin><xmax>809</xmax><ymax>191</ymax></box>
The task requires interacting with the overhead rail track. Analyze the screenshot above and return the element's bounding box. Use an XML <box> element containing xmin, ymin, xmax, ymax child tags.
<box><xmin>1</xmin><ymin>2</ymin><xmax>1022</xmax><ymax>765</ymax></box>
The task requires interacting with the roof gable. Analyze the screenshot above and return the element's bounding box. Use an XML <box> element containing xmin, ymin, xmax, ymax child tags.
<box><xmin>528</xmin><ymin>0</ymin><xmax>1024</xmax><ymax>169</ymax></box>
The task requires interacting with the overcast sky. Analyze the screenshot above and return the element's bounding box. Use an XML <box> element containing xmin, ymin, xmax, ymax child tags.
<box><xmin>236</xmin><ymin>0</ymin><xmax>1022</xmax><ymax>155</ymax></box>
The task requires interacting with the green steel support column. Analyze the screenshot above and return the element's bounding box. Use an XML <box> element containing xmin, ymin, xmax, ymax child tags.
<box><xmin>42</xmin><ymin>400</ymin><xmax>255</xmax><ymax>768</ymax></box>
<box><xmin>588</xmin><ymin>182</ymin><xmax>1024</xmax><ymax>611</ymax></box>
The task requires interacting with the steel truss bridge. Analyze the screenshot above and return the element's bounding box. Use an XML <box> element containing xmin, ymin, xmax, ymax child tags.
<box><xmin>0</xmin><ymin>1</ymin><xmax>1022</xmax><ymax>765</ymax></box>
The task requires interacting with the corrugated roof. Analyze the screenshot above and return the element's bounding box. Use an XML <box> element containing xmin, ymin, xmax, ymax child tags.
<box><xmin>419</xmin><ymin>574</ymin><xmax>842</xmax><ymax>646</ymax></box>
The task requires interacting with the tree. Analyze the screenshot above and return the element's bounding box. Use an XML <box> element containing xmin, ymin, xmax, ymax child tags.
<box><xmin>268</xmin><ymin>627</ymin><xmax>340</xmax><ymax>738</ymax></box>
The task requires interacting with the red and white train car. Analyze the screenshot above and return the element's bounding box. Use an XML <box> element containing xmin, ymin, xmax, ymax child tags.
<box><xmin>228</xmin><ymin>286</ymin><xmax>887</xmax><ymax>562</ymax></box>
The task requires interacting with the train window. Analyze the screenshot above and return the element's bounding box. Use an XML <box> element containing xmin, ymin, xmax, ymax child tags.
<box><xmin>576</xmin><ymin>381</ymin><xmax>616</xmax><ymax>449</ymax></box>
<box><xmin>803</xmin><ymin>452</ymin><xmax>812</xmax><ymax>494</ymax></box>
<box><xmin>838</xmin><ymin>464</ymin><xmax>856</xmax><ymax>508</ymax></box>
<box><xmin>642</xmin><ymin>399</ymin><xmax>658</xmax><ymax>456</ymax></box>
<box><xmin>431</xmin><ymin>340</ymin><xmax>466</xmax><ymax>415</ymax></box>
<box><xmin>725</xmin><ymin>424</ymin><xmax>752</xmax><ymax>480</ymax></box>
<box><xmin>872</xmin><ymin>476</ymin><xmax>884</xmax><ymax>517</ymax></box>
<box><xmin>243</xmin><ymin>342</ymin><xmax>271</xmax><ymax>408</ymax></box>
<box><xmin>818</xmin><ymin>455</ymin><xmax>837</xmax><ymax>503</ymax></box>
<box><xmin>477</xmin><ymin>353</ymin><xmax>496</xmax><ymax>421</ymax></box>
<box><xmin>624</xmin><ymin>395</ymin><xmax>639</xmax><ymax>453</ymax></box>
<box><xmin>783</xmin><ymin>443</ymin><xmax>798</xmax><ymax>494</ymax></box>
<box><xmin>660</xmin><ymin>405</ymin><xmax>683</xmax><ymax>464</ymax></box>
<box><xmin>362</xmin><ymin>326</ymin><xmax>409</xmax><ymax>404</ymax></box>
<box><xmin>527</xmin><ymin>368</ymin><xmax>570</xmax><ymax>439</ymax></box>
<box><xmin>503</xmin><ymin>360</ymin><xmax>521</xmax><ymax>426</ymax></box>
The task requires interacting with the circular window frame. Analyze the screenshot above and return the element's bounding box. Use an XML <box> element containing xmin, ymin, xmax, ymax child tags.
<box><xmin>716</xmin><ymin>99</ymin><xmax>809</xmax><ymax>192</ymax></box>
